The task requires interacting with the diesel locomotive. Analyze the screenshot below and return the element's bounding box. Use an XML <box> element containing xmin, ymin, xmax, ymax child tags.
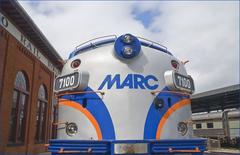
<box><xmin>48</xmin><ymin>34</ymin><xmax>206</xmax><ymax>154</ymax></box>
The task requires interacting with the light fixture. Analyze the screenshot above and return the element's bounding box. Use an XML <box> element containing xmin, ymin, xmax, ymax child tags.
<box><xmin>171</xmin><ymin>60</ymin><xmax>179</xmax><ymax>70</ymax></box>
<box><xmin>123</xmin><ymin>46</ymin><xmax>133</xmax><ymax>56</ymax></box>
<box><xmin>122</xmin><ymin>34</ymin><xmax>133</xmax><ymax>44</ymax></box>
<box><xmin>114</xmin><ymin>34</ymin><xmax>141</xmax><ymax>59</ymax></box>
<box><xmin>177</xmin><ymin>122</ymin><xmax>188</xmax><ymax>136</ymax></box>
<box><xmin>71</xmin><ymin>59</ymin><xmax>81</xmax><ymax>69</ymax></box>
<box><xmin>66</xmin><ymin>122</ymin><xmax>78</xmax><ymax>136</ymax></box>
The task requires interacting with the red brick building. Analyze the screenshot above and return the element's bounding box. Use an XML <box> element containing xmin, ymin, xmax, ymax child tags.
<box><xmin>0</xmin><ymin>1</ymin><xmax>63</xmax><ymax>154</ymax></box>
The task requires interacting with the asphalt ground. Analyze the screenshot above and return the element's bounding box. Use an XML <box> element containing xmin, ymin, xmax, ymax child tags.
<box><xmin>37</xmin><ymin>152</ymin><xmax>239</xmax><ymax>155</ymax></box>
<box><xmin>205</xmin><ymin>153</ymin><xmax>239</xmax><ymax>155</ymax></box>
<box><xmin>38</xmin><ymin>152</ymin><xmax>237</xmax><ymax>154</ymax></box>
<box><xmin>38</xmin><ymin>153</ymin><xmax>239</xmax><ymax>155</ymax></box>
<box><xmin>36</xmin><ymin>149</ymin><xmax>240</xmax><ymax>155</ymax></box>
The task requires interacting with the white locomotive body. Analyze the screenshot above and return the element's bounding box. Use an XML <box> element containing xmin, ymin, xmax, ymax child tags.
<box><xmin>49</xmin><ymin>34</ymin><xmax>206</xmax><ymax>155</ymax></box>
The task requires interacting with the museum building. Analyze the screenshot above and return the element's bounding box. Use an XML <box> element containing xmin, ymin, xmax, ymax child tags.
<box><xmin>0</xmin><ymin>0</ymin><xmax>63</xmax><ymax>154</ymax></box>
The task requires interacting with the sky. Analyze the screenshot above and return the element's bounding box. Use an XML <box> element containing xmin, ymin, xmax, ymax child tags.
<box><xmin>18</xmin><ymin>1</ymin><xmax>239</xmax><ymax>94</ymax></box>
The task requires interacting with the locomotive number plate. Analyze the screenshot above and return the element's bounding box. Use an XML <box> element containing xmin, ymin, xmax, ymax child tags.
<box><xmin>114</xmin><ymin>143</ymin><xmax>148</xmax><ymax>154</ymax></box>
<box><xmin>174</xmin><ymin>72</ymin><xmax>194</xmax><ymax>93</ymax></box>
<box><xmin>54</xmin><ymin>72</ymin><xmax>80</xmax><ymax>92</ymax></box>
<box><xmin>164</xmin><ymin>70</ymin><xmax>195</xmax><ymax>94</ymax></box>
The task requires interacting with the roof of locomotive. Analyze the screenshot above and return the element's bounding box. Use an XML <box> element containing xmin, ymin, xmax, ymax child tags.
<box><xmin>68</xmin><ymin>35</ymin><xmax>173</xmax><ymax>59</ymax></box>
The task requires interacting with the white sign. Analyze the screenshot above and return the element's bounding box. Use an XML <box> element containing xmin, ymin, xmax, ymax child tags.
<box><xmin>164</xmin><ymin>70</ymin><xmax>195</xmax><ymax>94</ymax></box>
<box><xmin>0</xmin><ymin>12</ymin><xmax>60</xmax><ymax>75</ymax></box>
<box><xmin>114</xmin><ymin>143</ymin><xmax>148</xmax><ymax>154</ymax></box>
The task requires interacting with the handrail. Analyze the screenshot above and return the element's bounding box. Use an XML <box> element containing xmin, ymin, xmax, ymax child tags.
<box><xmin>58</xmin><ymin>148</ymin><xmax>92</xmax><ymax>154</ymax></box>
<box><xmin>151</xmin><ymin>90</ymin><xmax>190</xmax><ymax>97</ymax></box>
<box><xmin>57</xmin><ymin>91</ymin><xmax>105</xmax><ymax>97</ymax></box>
<box><xmin>168</xmin><ymin>147</ymin><xmax>200</xmax><ymax>153</ymax></box>
<box><xmin>75</xmin><ymin>35</ymin><xmax>117</xmax><ymax>50</ymax></box>
<box><xmin>138</xmin><ymin>36</ymin><xmax>167</xmax><ymax>50</ymax></box>
<box><xmin>69</xmin><ymin>35</ymin><xmax>173</xmax><ymax>59</ymax></box>
<box><xmin>69</xmin><ymin>37</ymin><xmax>116</xmax><ymax>59</ymax></box>
<box><xmin>52</xmin><ymin>121</ymin><xmax>68</xmax><ymax>126</ymax></box>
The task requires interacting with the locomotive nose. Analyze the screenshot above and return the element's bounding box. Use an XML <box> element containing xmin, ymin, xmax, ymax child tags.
<box><xmin>114</xmin><ymin>33</ymin><xmax>141</xmax><ymax>59</ymax></box>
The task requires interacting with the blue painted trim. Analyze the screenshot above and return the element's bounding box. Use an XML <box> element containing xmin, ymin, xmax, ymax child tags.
<box><xmin>69</xmin><ymin>38</ymin><xmax>116</xmax><ymax>59</ymax></box>
<box><xmin>68</xmin><ymin>37</ymin><xmax>173</xmax><ymax>59</ymax></box>
<box><xmin>144</xmin><ymin>87</ymin><xmax>189</xmax><ymax>139</ymax></box>
<box><xmin>61</xmin><ymin>87</ymin><xmax>115</xmax><ymax>140</ymax></box>
<box><xmin>141</xmin><ymin>41</ymin><xmax>172</xmax><ymax>56</ymax></box>
<box><xmin>48</xmin><ymin>139</ymin><xmax>207</xmax><ymax>155</ymax></box>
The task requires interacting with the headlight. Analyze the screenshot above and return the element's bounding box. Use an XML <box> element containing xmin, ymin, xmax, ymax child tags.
<box><xmin>122</xmin><ymin>34</ymin><xmax>133</xmax><ymax>43</ymax></box>
<box><xmin>71</xmin><ymin>59</ymin><xmax>81</xmax><ymax>69</ymax></box>
<box><xmin>123</xmin><ymin>46</ymin><xmax>133</xmax><ymax>56</ymax></box>
<box><xmin>171</xmin><ymin>60</ymin><xmax>179</xmax><ymax>70</ymax></box>
<box><xmin>114</xmin><ymin>33</ymin><xmax>141</xmax><ymax>59</ymax></box>
<box><xmin>66</xmin><ymin>122</ymin><xmax>78</xmax><ymax>136</ymax></box>
<box><xmin>177</xmin><ymin>122</ymin><xmax>188</xmax><ymax>136</ymax></box>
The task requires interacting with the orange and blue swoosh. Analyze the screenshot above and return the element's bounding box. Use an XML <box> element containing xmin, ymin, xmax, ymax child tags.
<box><xmin>60</xmin><ymin>87</ymin><xmax>115</xmax><ymax>140</ymax></box>
<box><xmin>144</xmin><ymin>87</ymin><xmax>190</xmax><ymax>139</ymax></box>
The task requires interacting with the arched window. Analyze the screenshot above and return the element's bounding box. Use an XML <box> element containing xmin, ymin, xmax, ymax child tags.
<box><xmin>8</xmin><ymin>71</ymin><xmax>29</xmax><ymax>144</ymax></box>
<box><xmin>35</xmin><ymin>84</ymin><xmax>48</xmax><ymax>143</ymax></box>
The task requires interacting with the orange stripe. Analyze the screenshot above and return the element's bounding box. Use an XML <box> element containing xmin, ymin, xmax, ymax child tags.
<box><xmin>156</xmin><ymin>99</ymin><xmax>191</xmax><ymax>139</ymax></box>
<box><xmin>59</xmin><ymin>99</ymin><xmax>103</xmax><ymax>140</ymax></box>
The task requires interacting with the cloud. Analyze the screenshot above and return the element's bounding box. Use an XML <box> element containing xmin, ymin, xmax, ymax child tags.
<box><xmin>132</xmin><ymin>3</ymin><xmax>160</xmax><ymax>28</ymax></box>
<box><xmin>18</xmin><ymin>1</ymin><xmax>239</xmax><ymax>93</ymax></box>
<box><xmin>147</xmin><ymin>1</ymin><xmax>239</xmax><ymax>92</ymax></box>
<box><xmin>19</xmin><ymin>1</ymin><xmax>147</xmax><ymax>58</ymax></box>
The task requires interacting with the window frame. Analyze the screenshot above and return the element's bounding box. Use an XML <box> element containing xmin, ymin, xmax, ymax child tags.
<box><xmin>8</xmin><ymin>71</ymin><xmax>29</xmax><ymax>145</ymax></box>
<box><xmin>207</xmin><ymin>122</ymin><xmax>214</xmax><ymax>128</ymax></box>
<box><xmin>196</xmin><ymin>123</ymin><xmax>202</xmax><ymax>129</ymax></box>
<box><xmin>35</xmin><ymin>84</ymin><xmax>48</xmax><ymax>144</ymax></box>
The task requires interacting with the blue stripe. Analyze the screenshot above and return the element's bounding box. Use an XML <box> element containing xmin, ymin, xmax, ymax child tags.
<box><xmin>68</xmin><ymin>38</ymin><xmax>116</xmax><ymax>59</ymax></box>
<box><xmin>144</xmin><ymin>87</ymin><xmax>189</xmax><ymax>139</ymax></box>
<box><xmin>61</xmin><ymin>87</ymin><xmax>115</xmax><ymax>140</ymax></box>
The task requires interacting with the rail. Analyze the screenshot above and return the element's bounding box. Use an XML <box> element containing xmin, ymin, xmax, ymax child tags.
<box><xmin>137</xmin><ymin>36</ymin><xmax>171</xmax><ymax>55</ymax></box>
<box><xmin>168</xmin><ymin>147</ymin><xmax>200</xmax><ymax>153</ymax></box>
<box><xmin>151</xmin><ymin>90</ymin><xmax>191</xmax><ymax>97</ymax></box>
<box><xmin>52</xmin><ymin>121</ymin><xmax>68</xmax><ymax>126</ymax></box>
<box><xmin>57</xmin><ymin>90</ymin><xmax>105</xmax><ymax>97</ymax></box>
<box><xmin>75</xmin><ymin>35</ymin><xmax>117</xmax><ymax>50</ymax></box>
<box><xmin>69</xmin><ymin>35</ymin><xmax>117</xmax><ymax>59</ymax></box>
<box><xmin>58</xmin><ymin>148</ymin><xmax>92</xmax><ymax>154</ymax></box>
<box><xmin>69</xmin><ymin>35</ymin><xmax>172</xmax><ymax>59</ymax></box>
